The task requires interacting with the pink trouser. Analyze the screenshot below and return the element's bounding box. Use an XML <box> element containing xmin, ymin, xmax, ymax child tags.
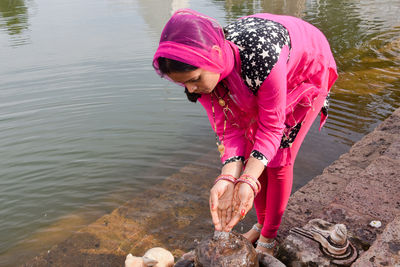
<box><xmin>254</xmin><ymin>93</ymin><xmax>326</xmax><ymax>238</ymax></box>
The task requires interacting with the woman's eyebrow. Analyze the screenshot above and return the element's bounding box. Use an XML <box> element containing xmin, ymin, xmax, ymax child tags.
<box><xmin>182</xmin><ymin>75</ymin><xmax>200</xmax><ymax>84</ymax></box>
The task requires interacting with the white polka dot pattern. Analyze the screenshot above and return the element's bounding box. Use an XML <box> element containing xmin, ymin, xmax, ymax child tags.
<box><xmin>224</xmin><ymin>17</ymin><xmax>291</xmax><ymax>94</ymax></box>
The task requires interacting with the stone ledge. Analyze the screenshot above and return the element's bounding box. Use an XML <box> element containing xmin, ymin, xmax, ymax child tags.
<box><xmin>332</xmin><ymin>156</ymin><xmax>400</xmax><ymax>221</ymax></box>
<box><xmin>352</xmin><ymin>216</ymin><xmax>400</xmax><ymax>267</ymax></box>
<box><xmin>278</xmin><ymin>108</ymin><xmax>400</xmax><ymax>266</ymax></box>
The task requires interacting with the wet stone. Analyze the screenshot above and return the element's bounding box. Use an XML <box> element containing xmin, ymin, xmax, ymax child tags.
<box><xmin>194</xmin><ymin>231</ymin><xmax>259</xmax><ymax>267</ymax></box>
<box><xmin>175</xmin><ymin>232</ymin><xmax>286</xmax><ymax>267</ymax></box>
<box><xmin>376</xmin><ymin>109</ymin><xmax>400</xmax><ymax>135</ymax></box>
<box><xmin>383</xmin><ymin>141</ymin><xmax>400</xmax><ymax>159</ymax></box>
<box><xmin>352</xmin><ymin>216</ymin><xmax>400</xmax><ymax>267</ymax></box>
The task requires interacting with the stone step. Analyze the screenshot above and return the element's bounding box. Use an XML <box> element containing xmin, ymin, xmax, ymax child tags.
<box><xmin>277</xmin><ymin>153</ymin><xmax>400</xmax><ymax>266</ymax></box>
<box><xmin>277</xmin><ymin>108</ymin><xmax>400</xmax><ymax>266</ymax></box>
<box><xmin>316</xmin><ymin>153</ymin><xmax>400</xmax><ymax>251</ymax></box>
<box><xmin>279</xmin><ymin>108</ymin><xmax>400</xmax><ymax>235</ymax></box>
<box><xmin>352</xmin><ymin>216</ymin><xmax>400</xmax><ymax>266</ymax></box>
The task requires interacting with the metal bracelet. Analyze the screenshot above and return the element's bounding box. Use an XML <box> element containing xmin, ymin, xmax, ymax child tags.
<box><xmin>240</xmin><ymin>174</ymin><xmax>261</xmax><ymax>193</ymax></box>
<box><xmin>214</xmin><ymin>174</ymin><xmax>236</xmax><ymax>185</ymax></box>
<box><xmin>257</xmin><ymin>239</ymin><xmax>276</xmax><ymax>249</ymax></box>
<box><xmin>235</xmin><ymin>178</ymin><xmax>258</xmax><ymax>196</ymax></box>
<box><xmin>252</xmin><ymin>224</ymin><xmax>262</xmax><ymax>233</ymax></box>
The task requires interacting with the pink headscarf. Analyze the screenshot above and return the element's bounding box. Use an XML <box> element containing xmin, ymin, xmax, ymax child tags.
<box><xmin>153</xmin><ymin>9</ymin><xmax>257</xmax><ymax>114</ymax></box>
<box><xmin>153</xmin><ymin>9</ymin><xmax>235</xmax><ymax>82</ymax></box>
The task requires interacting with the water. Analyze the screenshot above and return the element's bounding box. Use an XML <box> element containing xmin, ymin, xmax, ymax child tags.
<box><xmin>1</xmin><ymin>0</ymin><xmax>399</xmax><ymax>265</ymax></box>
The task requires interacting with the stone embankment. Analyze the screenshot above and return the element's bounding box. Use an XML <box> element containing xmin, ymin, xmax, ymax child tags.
<box><xmin>23</xmin><ymin>108</ymin><xmax>400</xmax><ymax>267</ymax></box>
<box><xmin>277</xmin><ymin>108</ymin><xmax>400</xmax><ymax>266</ymax></box>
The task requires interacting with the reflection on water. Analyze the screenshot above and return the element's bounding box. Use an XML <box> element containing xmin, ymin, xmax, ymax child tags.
<box><xmin>302</xmin><ymin>0</ymin><xmax>400</xmax><ymax>145</ymax></box>
<box><xmin>0</xmin><ymin>0</ymin><xmax>399</xmax><ymax>266</ymax></box>
<box><xmin>137</xmin><ymin>0</ymin><xmax>189</xmax><ymax>38</ymax></box>
<box><xmin>0</xmin><ymin>0</ymin><xmax>31</xmax><ymax>46</ymax></box>
<box><xmin>213</xmin><ymin>0</ymin><xmax>306</xmax><ymax>21</ymax></box>
<box><xmin>0</xmin><ymin>0</ymin><xmax>28</xmax><ymax>34</ymax></box>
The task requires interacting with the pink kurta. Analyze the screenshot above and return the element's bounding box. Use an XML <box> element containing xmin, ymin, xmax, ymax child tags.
<box><xmin>198</xmin><ymin>13</ymin><xmax>337</xmax><ymax>167</ymax></box>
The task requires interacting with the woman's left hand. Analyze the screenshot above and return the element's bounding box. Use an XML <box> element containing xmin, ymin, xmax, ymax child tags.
<box><xmin>224</xmin><ymin>182</ymin><xmax>254</xmax><ymax>232</ymax></box>
<box><xmin>210</xmin><ymin>180</ymin><xmax>235</xmax><ymax>231</ymax></box>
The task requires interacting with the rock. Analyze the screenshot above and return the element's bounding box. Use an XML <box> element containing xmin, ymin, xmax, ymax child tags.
<box><xmin>194</xmin><ymin>231</ymin><xmax>258</xmax><ymax>267</ymax></box>
<box><xmin>174</xmin><ymin>250</ymin><xmax>195</xmax><ymax>267</ymax></box>
<box><xmin>125</xmin><ymin>247</ymin><xmax>174</xmax><ymax>267</ymax></box>
<box><xmin>352</xmin><ymin>216</ymin><xmax>400</xmax><ymax>267</ymax></box>
<box><xmin>174</xmin><ymin>232</ymin><xmax>286</xmax><ymax>267</ymax></box>
<box><xmin>258</xmin><ymin>252</ymin><xmax>286</xmax><ymax>267</ymax></box>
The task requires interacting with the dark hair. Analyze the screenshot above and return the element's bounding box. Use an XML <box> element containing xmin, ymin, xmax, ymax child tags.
<box><xmin>157</xmin><ymin>57</ymin><xmax>198</xmax><ymax>74</ymax></box>
<box><xmin>157</xmin><ymin>57</ymin><xmax>201</xmax><ymax>103</ymax></box>
<box><xmin>184</xmin><ymin>87</ymin><xmax>202</xmax><ymax>103</ymax></box>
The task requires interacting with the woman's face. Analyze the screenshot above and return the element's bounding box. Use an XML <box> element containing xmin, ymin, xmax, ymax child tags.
<box><xmin>168</xmin><ymin>68</ymin><xmax>220</xmax><ymax>94</ymax></box>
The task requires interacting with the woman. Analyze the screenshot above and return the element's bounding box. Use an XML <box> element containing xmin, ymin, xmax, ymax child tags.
<box><xmin>153</xmin><ymin>9</ymin><xmax>337</xmax><ymax>254</ymax></box>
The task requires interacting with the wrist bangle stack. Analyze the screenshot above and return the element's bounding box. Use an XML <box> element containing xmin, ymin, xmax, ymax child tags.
<box><xmin>214</xmin><ymin>174</ymin><xmax>237</xmax><ymax>185</ymax></box>
<box><xmin>235</xmin><ymin>174</ymin><xmax>261</xmax><ymax>196</ymax></box>
<box><xmin>241</xmin><ymin>174</ymin><xmax>261</xmax><ymax>191</ymax></box>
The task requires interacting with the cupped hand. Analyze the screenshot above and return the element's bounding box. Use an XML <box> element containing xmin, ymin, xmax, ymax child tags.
<box><xmin>209</xmin><ymin>180</ymin><xmax>235</xmax><ymax>231</ymax></box>
<box><xmin>224</xmin><ymin>182</ymin><xmax>254</xmax><ymax>232</ymax></box>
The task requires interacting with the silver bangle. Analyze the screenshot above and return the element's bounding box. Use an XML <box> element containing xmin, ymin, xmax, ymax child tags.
<box><xmin>251</xmin><ymin>224</ymin><xmax>262</xmax><ymax>233</ymax></box>
<box><xmin>257</xmin><ymin>239</ymin><xmax>276</xmax><ymax>249</ymax></box>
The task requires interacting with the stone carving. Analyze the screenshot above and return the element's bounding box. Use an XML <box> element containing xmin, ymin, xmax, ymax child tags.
<box><xmin>287</xmin><ymin>219</ymin><xmax>358</xmax><ymax>266</ymax></box>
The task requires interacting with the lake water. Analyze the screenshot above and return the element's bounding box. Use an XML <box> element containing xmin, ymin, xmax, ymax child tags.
<box><xmin>0</xmin><ymin>0</ymin><xmax>399</xmax><ymax>265</ymax></box>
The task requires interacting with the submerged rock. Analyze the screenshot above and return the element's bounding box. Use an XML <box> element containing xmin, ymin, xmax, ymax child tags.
<box><xmin>174</xmin><ymin>231</ymin><xmax>286</xmax><ymax>267</ymax></box>
<box><xmin>194</xmin><ymin>231</ymin><xmax>259</xmax><ymax>267</ymax></box>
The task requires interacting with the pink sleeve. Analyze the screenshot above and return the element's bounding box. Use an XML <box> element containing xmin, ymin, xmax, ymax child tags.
<box><xmin>198</xmin><ymin>94</ymin><xmax>247</xmax><ymax>165</ymax></box>
<box><xmin>251</xmin><ymin>45</ymin><xmax>290</xmax><ymax>165</ymax></box>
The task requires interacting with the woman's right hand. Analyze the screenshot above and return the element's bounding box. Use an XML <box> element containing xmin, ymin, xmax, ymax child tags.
<box><xmin>209</xmin><ymin>180</ymin><xmax>235</xmax><ymax>231</ymax></box>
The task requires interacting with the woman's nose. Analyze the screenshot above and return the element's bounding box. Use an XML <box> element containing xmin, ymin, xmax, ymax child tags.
<box><xmin>186</xmin><ymin>84</ymin><xmax>198</xmax><ymax>93</ymax></box>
